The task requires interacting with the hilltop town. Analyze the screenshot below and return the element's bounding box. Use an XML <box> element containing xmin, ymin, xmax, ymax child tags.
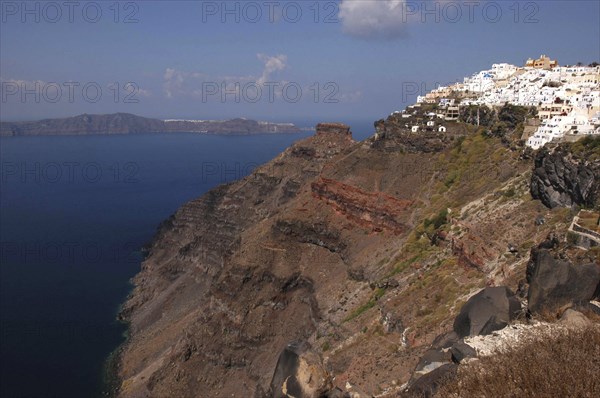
<box><xmin>407</xmin><ymin>55</ymin><xmax>600</xmax><ymax>149</ymax></box>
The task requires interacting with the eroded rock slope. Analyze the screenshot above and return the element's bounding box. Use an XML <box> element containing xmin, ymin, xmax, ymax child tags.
<box><xmin>117</xmin><ymin>118</ymin><xmax>600</xmax><ymax>397</ymax></box>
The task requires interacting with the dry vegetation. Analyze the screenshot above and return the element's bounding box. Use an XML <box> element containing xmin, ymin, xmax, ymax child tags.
<box><xmin>569</xmin><ymin>136</ymin><xmax>600</xmax><ymax>163</ymax></box>
<box><xmin>577</xmin><ymin>210</ymin><xmax>600</xmax><ymax>233</ymax></box>
<box><xmin>435</xmin><ymin>325</ymin><xmax>600</xmax><ymax>398</ymax></box>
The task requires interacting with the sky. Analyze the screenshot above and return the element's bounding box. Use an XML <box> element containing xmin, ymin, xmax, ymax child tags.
<box><xmin>1</xmin><ymin>0</ymin><xmax>599</xmax><ymax>123</ymax></box>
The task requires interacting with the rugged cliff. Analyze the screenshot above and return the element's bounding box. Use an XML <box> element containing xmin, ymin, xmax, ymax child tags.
<box><xmin>530</xmin><ymin>138</ymin><xmax>600</xmax><ymax>208</ymax></box>
<box><xmin>116</xmin><ymin>116</ymin><xmax>600</xmax><ymax>397</ymax></box>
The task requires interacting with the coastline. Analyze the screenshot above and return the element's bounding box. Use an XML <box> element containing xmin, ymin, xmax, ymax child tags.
<box><xmin>101</xmin><ymin>340</ymin><xmax>127</xmax><ymax>398</ymax></box>
<box><xmin>0</xmin><ymin>130</ymin><xmax>306</xmax><ymax>138</ymax></box>
<box><xmin>0</xmin><ymin>113</ymin><xmax>305</xmax><ymax>137</ymax></box>
<box><xmin>102</xmin><ymin>290</ymin><xmax>137</xmax><ymax>398</ymax></box>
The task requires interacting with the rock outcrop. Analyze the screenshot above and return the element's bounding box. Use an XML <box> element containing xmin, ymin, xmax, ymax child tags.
<box><xmin>453</xmin><ymin>287</ymin><xmax>521</xmax><ymax>338</ymax></box>
<box><xmin>311</xmin><ymin>178</ymin><xmax>412</xmax><ymax>234</ymax></box>
<box><xmin>370</xmin><ymin>113</ymin><xmax>468</xmax><ymax>153</ymax></box>
<box><xmin>530</xmin><ymin>144</ymin><xmax>600</xmax><ymax>208</ymax></box>
<box><xmin>412</xmin><ymin>349</ymin><xmax>453</xmax><ymax>379</ymax></box>
<box><xmin>527</xmin><ymin>243</ymin><xmax>600</xmax><ymax>314</ymax></box>
<box><xmin>272</xmin><ymin>219</ymin><xmax>346</xmax><ymax>254</ymax></box>
<box><xmin>404</xmin><ymin>363</ymin><xmax>457</xmax><ymax>398</ymax></box>
<box><xmin>405</xmin><ymin>287</ymin><xmax>520</xmax><ymax>396</ymax></box>
<box><xmin>315</xmin><ymin>123</ymin><xmax>351</xmax><ymax>137</ymax></box>
<box><xmin>269</xmin><ymin>342</ymin><xmax>331</xmax><ymax>398</ymax></box>
<box><xmin>449</xmin><ymin>341</ymin><xmax>477</xmax><ymax>363</ymax></box>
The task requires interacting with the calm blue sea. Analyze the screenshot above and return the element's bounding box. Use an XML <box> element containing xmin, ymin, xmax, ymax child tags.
<box><xmin>0</xmin><ymin>121</ymin><xmax>373</xmax><ymax>398</ymax></box>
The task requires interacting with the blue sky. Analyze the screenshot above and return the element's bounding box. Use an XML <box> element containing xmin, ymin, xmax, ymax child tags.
<box><xmin>1</xmin><ymin>0</ymin><xmax>599</xmax><ymax>123</ymax></box>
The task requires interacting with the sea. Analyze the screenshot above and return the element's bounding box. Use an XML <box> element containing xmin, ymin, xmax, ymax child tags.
<box><xmin>0</xmin><ymin>120</ymin><xmax>375</xmax><ymax>397</ymax></box>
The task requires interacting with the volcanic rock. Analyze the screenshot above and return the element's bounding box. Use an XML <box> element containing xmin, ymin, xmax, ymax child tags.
<box><xmin>449</xmin><ymin>341</ymin><xmax>477</xmax><ymax>363</ymax></box>
<box><xmin>453</xmin><ymin>287</ymin><xmax>521</xmax><ymax>338</ymax></box>
<box><xmin>404</xmin><ymin>363</ymin><xmax>457</xmax><ymax>398</ymax></box>
<box><xmin>270</xmin><ymin>341</ymin><xmax>331</xmax><ymax>398</ymax></box>
<box><xmin>527</xmin><ymin>248</ymin><xmax>600</xmax><ymax>314</ymax></box>
<box><xmin>316</xmin><ymin>123</ymin><xmax>351</xmax><ymax>136</ymax></box>
<box><xmin>530</xmin><ymin>145</ymin><xmax>599</xmax><ymax>208</ymax></box>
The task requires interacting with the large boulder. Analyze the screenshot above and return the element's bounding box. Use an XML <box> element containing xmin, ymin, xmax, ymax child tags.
<box><xmin>453</xmin><ymin>287</ymin><xmax>521</xmax><ymax>338</ymax></box>
<box><xmin>450</xmin><ymin>341</ymin><xmax>477</xmax><ymax>363</ymax></box>
<box><xmin>527</xmin><ymin>248</ymin><xmax>600</xmax><ymax>314</ymax></box>
<box><xmin>412</xmin><ymin>349</ymin><xmax>452</xmax><ymax>378</ymax></box>
<box><xmin>430</xmin><ymin>330</ymin><xmax>459</xmax><ymax>350</ymax></box>
<box><xmin>270</xmin><ymin>341</ymin><xmax>331</xmax><ymax>398</ymax></box>
<box><xmin>404</xmin><ymin>363</ymin><xmax>458</xmax><ymax>398</ymax></box>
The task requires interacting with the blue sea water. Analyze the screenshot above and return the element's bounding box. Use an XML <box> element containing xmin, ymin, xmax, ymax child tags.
<box><xmin>0</xmin><ymin>120</ymin><xmax>373</xmax><ymax>397</ymax></box>
<box><xmin>0</xmin><ymin>131</ymin><xmax>324</xmax><ymax>397</ymax></box>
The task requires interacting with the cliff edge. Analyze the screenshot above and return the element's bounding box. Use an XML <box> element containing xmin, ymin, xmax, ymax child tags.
<box><xmin>116</xmin><ymin>116</ymin><xmax>600</xmax><ymax>397</ymax></box>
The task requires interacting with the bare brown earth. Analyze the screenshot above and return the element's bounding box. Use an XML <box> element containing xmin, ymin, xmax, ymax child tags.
<box><xmin>116</xmin><ymin>120</ymin><xmax>575</xmax><ymax>397</ymax></box>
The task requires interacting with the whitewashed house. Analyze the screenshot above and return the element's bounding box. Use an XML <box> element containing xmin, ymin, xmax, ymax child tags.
<box><xmin>527</xmin><ymin>111</ymin><xmax>597</xmax><ymax>149</ymax></box>
<box><xmin>395</xmin><ymin>59</ymin><xmax>599</xmax><ymax>151</ymax></box>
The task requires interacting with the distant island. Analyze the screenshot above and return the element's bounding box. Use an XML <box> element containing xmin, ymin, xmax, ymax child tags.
<box><xmin>0</xmin><ymin>113</ymin><xmax>305</xmax><ymax>136</ymax></box>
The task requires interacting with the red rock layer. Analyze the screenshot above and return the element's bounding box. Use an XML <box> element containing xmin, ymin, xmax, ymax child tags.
<box><xmin>311</xmin><ymin>177</ymin><xmax>412</xmax><ymax>234</ymax></box>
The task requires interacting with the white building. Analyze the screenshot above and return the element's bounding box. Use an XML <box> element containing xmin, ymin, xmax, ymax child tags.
<box><xmin>527</xmin><ymin>111</ymin><xmax>595</xmax><ymax>149</ymax></box>
<box><xmin>403</xmin><ymin>59</ymin><xmax>600</xmax><ymax>150</ymax></box>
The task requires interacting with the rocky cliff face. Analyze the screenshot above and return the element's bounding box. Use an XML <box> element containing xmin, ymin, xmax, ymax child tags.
<box><xmin>116</xmin><ymin>116</ymin><xmax>600</xmax><ymax>397</ymax></box>
<box><xmin>118</xmin><ymin>123</ymin><xmax>364</xmax><ymax>397</ymax></box>
<box><xmin>371</xmin><ymin>112</ymin><xmax>471</xmax><ymax>153</ymax></box>
<box><xmin>311</xmin><ymin>178</ymin><xmax>412</xmax><ymax>234</ymax></box>
<box><xmin>530</xmin><ymin>142</ymin><xmax>600</xmax><ymax>208</ymax></box>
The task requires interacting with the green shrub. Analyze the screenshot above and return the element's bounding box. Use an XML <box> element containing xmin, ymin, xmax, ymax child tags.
<box><xmin>502</xmin><ymin>187</ymin><xmax>516</xmax><ymax>198</ymax></box>
<box><xmin>424</xmin><ymin>209</ymin><xmax>449</xmax><ymax>230</ymax></box>
<box><xmin>343</xmin><ymin>288</ymin><xmax>386</xmax><ymax>322</ymax></box>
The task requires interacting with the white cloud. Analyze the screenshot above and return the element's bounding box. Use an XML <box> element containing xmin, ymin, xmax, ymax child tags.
<box><xmin>161</xmin><ymin>54</ymin><xmax>364</xmax><ymax>105</ymax></box>
<box><xmin>163</xmin><ymin>68</ymin><xmax>187</xmax><ymax>98</ymax></box>
<box><xmin>256</xmin><ymin>54</ymin><xmax>288</xmax><ymax>85</ymax></box>
<box><xmin>137</xmin><ymin>87</ymin><xmax>153</xmax><ymax>98</ymax></box>
<box><xmin>163</xmin><ymin>68</ymin><xmax>211</xmax><ymax>98</ymax></box>
<box><xmin>163</xmin><ymin>54</ymin><xmax>288</xmax><ymax>99</ymax></box>
<box><xmin>339</xmin><ymin>0</ymin><xmax>409</xmax><ymax>40</ymax></box>
<box><xmin>339</xmin><ymin>90</ymin><xmax>363</xmax><ymax>103</ymax></box>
